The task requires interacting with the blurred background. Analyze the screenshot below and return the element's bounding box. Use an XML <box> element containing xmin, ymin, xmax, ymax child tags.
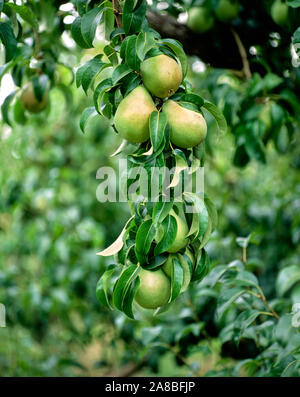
<box><xmin>0</xmin><ymin>0</ymin><xmax>300</xmax><ymax>377</ymax></box>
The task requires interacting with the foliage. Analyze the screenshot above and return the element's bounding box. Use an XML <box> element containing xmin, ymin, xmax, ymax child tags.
<box><xmin>0</xmin><ymin>0</ymin><xmax>299</xmax><ymax>377</ymax></box>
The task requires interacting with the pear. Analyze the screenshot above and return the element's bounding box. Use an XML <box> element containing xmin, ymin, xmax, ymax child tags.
<box><xmin>271</xmin><ymin>0</ymin><xmax>288</xmax><ymax>26</ymax></box>
<box><xmin>215</xmin><ymin>0</ymin><xmax>239</xmax><ymax>23</ymax></box>
<box><xmin>114</xmin><ymin>86</ymin><xmax>156</xmax><ymax>143</ymax></box>
<box><xmin>187</xmin><ymin>7</ymin><xmax>214</xmax><ymax>34</ymax></box>
<box><xmin>140</xmin><ymin>54</ymin><xmax>182</xmax><ymax>99</ymax></box>
<box><xmin>20</xmin><ymin>82</ymin><xmax>48</xmax><ymax>113</ymax></box>
<box><xmin>163</xmin><ymin>100</ymin><xmax>207</xmax><ymax>149</ymax></box>
<box><xmin>135</xmin><ymin>268</ymin><xmax>170</xmax><ymax>309</ymax></box>
<box><xmin>167</xmin><ymin>209</ymin><xmax>189</xmax><ymax>253</ymax></box>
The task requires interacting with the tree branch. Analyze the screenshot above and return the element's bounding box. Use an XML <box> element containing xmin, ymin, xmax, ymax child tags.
<box><xmin>146</xmin><ymin>10</ymin><xmax>243</xmax><ymax>70</ymax></box>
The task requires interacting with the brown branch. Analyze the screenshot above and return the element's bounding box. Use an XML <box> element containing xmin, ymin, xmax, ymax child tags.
<box><xmin>112</xmin><ymin>0</ymin><xmax>123</xmax><ymax>30</ymax></box>
<box><xmin>231</xmin><ymin>28</ymin><xmax>252</xmax><ymax>79</ymax></box>
<box><xmin>146</xmin><ymin>10</ymin><xmax>243</xmax><ymax>70</ymax></box>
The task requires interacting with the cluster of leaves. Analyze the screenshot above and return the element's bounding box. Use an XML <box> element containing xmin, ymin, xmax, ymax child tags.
<box><xmin>0</xmin><ymin>0</ymin><xmax>75</xmax><ymax>125</ymax></box>
<box><xmin>70</xmin><ymin>0</ymin><xmax>227</xmax><ymax>318</ymax></box>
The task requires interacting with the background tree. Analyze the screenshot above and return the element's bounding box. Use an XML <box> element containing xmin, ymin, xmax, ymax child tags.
<box><xmin>0</xmin><ymin>0</ymin><xmax>300</xmax><ymax>377</ymax></box>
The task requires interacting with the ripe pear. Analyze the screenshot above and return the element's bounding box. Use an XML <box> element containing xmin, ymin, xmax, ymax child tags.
<box><xmin>215</xmin><ymin>0</ymin><xmax>239</xmax><ymax>23</ymax></box>
<box><xmin>134</xmin><ymin>268</ymin><xmax>171</xmax><ymax>309</ymax></box>
<box><xmin>140</xmin><ymin>54</ymin><xmax>182</xmax><ymax>99</ymax></box>
<box><xmin>163</xmin><ymin>100</ymin><xmax>207</xmax><ymax>149</ymax></box>
<box><xmin>114</xmin><ymin>86</ymin><xmax>156</xmax><ymax>143</ymax></box>
<box><xmin>271</xmin><ymin>0</ymin><xmax>288</xmax><ymax>26</ymax></box>
<box><xmin>20</xmin><ymin>82</ymin><xmax>48</xmax><ymax>113</ymax></box>
<box><xmin>187</xmin><ymin>7</ymin><xmax>214</xmax><ymax>34</ymax></box>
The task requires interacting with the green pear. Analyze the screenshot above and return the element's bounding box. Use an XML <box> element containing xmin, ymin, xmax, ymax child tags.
<box><xmin>163</xmin><ymin>100</ymin><xmax>207</xmax><ymax>149</ymax></box>
<box><xmin>271</xmin><ymin>0</ymin><xmax>288</xmax><ymax>26</ymax></box>
<box><xmin>140</xmin><ymin>54</ymin><xmax>182</xmax><ymax>99</ymax></box>
<box><xmin>215</xmin><ymin>0</ymin><xmax>239</xmax><ymax>23</ymax></box>
<box><xmin>114</xmin><ymin>86</ymin><xmax>156</xmax><ymax>143</ymax></box>
<box><xmin>187</xmin><ymin>7</ymin><xmax>214</xmax><ymax>34</ymax></box>
<box><xmin>167</xmin><ymin>209</ymin><xmax>189</xmax><ymax>253</ymax></box>
<box><xmin>20</xmin><ymin>82</ymin><xmax>49</xmax><ymax>113</ymax></box>
<box><xmin>134</xmin><ymin>268</ymin><xmax>170</xmax><ymax>309</ymax></box>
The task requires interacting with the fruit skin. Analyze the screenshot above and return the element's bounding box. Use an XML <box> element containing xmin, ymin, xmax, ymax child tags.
<box><xmin>162</xmin><ymin>248</ymin><xmax>194</xmax><ymax>292</ymax></box>
<box><xmin>215</xmin><ymin>0</ymin><xmax>239</xmax><ymax>23</ymax></box>
<box><xmin>20</xmin><ymin>82</ymin><xmax>48</xmax><ymax>113</ymax></box>
<box><xmin>271</xmin><ymin>0</ymin><xmax>288</xmax><ymax>26</ymax></box>
<box><xmin>163</xmin><ymin>100</ymin><xmax>207</xmax><ymax>149</ymax></box>
<box><xmin>141</xmin><ymin>54</ymin><xmax>182</xmax><ymax>99</ymax></box>
<box><xmin>114</xmin><ymin>86</ymin><xmax>156</xmax><ymax>143</ymax></box>
<box><xmin>134</xmin><ymin>268</ymin><xmax>171</xmax><ymax>309</ymax></box>
<box><xmin>167</xmin><ymin>209</ymin><xmax>189</xmax><ymax>253</ymax></box>
<box><xmin>187</xmin><ymin>7</ymin><xmax>214</xmax><ymax>34</ymax></box>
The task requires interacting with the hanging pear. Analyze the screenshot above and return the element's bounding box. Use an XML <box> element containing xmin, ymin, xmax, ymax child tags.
<box><xmin>141</xmin><ymin>54</ymin><xmax>182</xmax><ymax>99</ymax></box>
<box><xmin>134</xmin><ymin>268</ymin><xmax>171</xmax><ymax>309</ymax></box>
<box><xmin>114</xmin><ymin>86</ymin><xmax>156</xmax><ymax>143</ymax></box>
<box><xmin>163</xmin><ymin>100</ymin><xmax>207</xmax><ymax>149</ymax></box>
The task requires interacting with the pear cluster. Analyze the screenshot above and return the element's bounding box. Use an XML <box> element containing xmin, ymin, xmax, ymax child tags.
<box><xmin>187</xmin><ymin>0</ymin><xmax>239</xmax><ymax>34</ymax></box>
<box><xmin>135</xmin><ymin>207</ymin><xmax>194</xmax><ymax>310</ymax></box>
<box><xmin>114</xmin><ymin>53</ymin><xmax>207</xmax><ymax>149</ymax></box>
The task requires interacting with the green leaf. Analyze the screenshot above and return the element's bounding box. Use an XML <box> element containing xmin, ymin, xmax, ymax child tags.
<box><xmin>234</xmin><ymin>310</ymin><xmax>261</xmax><ymax>343</ymax></box>
<box><xmin>104</xmin><ymin>44</ymin><xmax>119</xmax><ymax>66</ymax></box>
<box><xmin>32</xmin><ymin>75</ymin><xmax>49</xmax><ymax>102</ymax></box>
<box><xmin>292</xmin><ymin>27</ymin><xmax>300</xmax><ymax>58</ymax></box>
<box><xmin>154</xmin><ymin>214</ymin><xmax>177</xmax><ymax>256</ymax></box>
<box><xmin>217</xmin><ymin>287</ymin><xmax>246</xmax><ymax>319</ymax></box>
<box><xmin>149</xmin><ymin>111</ymin><xmax>167</xmax><ymax>152</ymax></box>
<box><xmin>120</xmin><ymin>35</ymin><xmax>140</xmax><ymax>71</ymax></box>
<box><xmin>122</xmin><ymin>276</ymin><xmax>140</xmax><ymax>319</ymax></box>
<box><xmin>113</xmin><ymin>264</ymin><xmax>140</xmax><ymax>312</ymax></box>
<box><xmin>93</xmin><ymin>78</ymin><xmax>113</xmax><ymax>115</ymax></box>
<box><xmin>0</xmin><ymin>0</ymin><xmax>4</xmax><ymax>12</ymax></box>
<box><xmin>234</xmin><ymin>269</ymin><xmax>259</xmax><ymax>287</ymax></box>
<box><xmin>0</xmin><ymin>22</ymin><xmax>17</xmax><ymax>63</ymax></box>
<box><xmin>146</xmin><ymin>254</ymin><xmax>168</xmax><ymax>270</ymax></box>
<box><xmin>111</xmin><ymin>63</ymin><xmax>132</xmax><ymax>85</ymax></box>
<box><xmin>1</xmin><ymin>91</ymin><xmax>17</xmax><ymax>126</ymax></box>
<box><xmin>192</xmin><ymin>249</ymin><xmax>210</xmax><ymax>282</ymax></box>
<box><xmin>276</xmin><ymin>265</ymin><xmax>300</xmax><ymax>297</ymax></box>
<box><xmin>79</xmin><ymin>106</ymin><xmax>98</xmax><ymax>133</ymax></box>
<box><xmin>204</xmin><ymin>195</ymin><xmax>218</xmax><ymax>231</ymax></box>
<box><xmin>6</xmin><ymin>4</ymin><xmax>38</xmax><ymax>30</ymax></box>
<box><xmin>169</xmin><ymin>258</ymin><xmax>184</xmax><ymax>302</ymax></box>
<box><xmin>202</xmin><ymin>100</ymin><xmax>227</xmax><ymax>136</ymax></box>
<box><xmin>160</xmin><ymin>38</ymin><xmax>188</xmax><ymax>77</ymax></box>
<box><xmin>96</xmin><ymin>265</ymin><xmax>116</xmax><ymax>308</ymax></box>
<box><xmin>136</xmin><ymin>31</ymin><xmax>156</xmax><ymax>61</ymax></box>
<box><xmin>76</xmin><ymin>55</ymin><xmax>109</xmax><ymax>93</ymax></box>
<box><xmin>81</xmin><ymin>6</ymin><xmax>104</xmax><ymax>48</ymax></box>
<box><xmin>169</xmin><ymin>149</ymin><xmax>188</xmax><ymax>188</ymax></box>
<box><xmin>184</xmin><ymin>192</ymin><xmax>209</xmax><ymax>239</ymax></box>
<box><xmin>152</xmin><ymin>200</ymin><xmax>174</xmax><ymax>225</ymax></box>
<box><xmin>71</xmin><ymin>17</ymin><xmax>90</xmax><ymax>48</ymax></box>
<box><xmin>135</xmin><ymin>219</ymin><xmax>156</xmax><ymax>264</ymax></box>
<box><xmin>180</xmin><ymin>93</ymin><xmax>204</xmax><ymax>109</ymax></box>
<box><xmin>122</xmin><ymin>0</ymin><xmax>146</xmax><ymax>35</ymax></box>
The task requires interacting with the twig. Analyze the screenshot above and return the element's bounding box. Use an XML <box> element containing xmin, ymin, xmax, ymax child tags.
<box><xmin>256</xmin><ymin>286</ymin><xmax>280</xmax><ymax>320</ymax></box>
<box><xmin>112</xmin><ymin>0</ymin><xmax>123</xmax><ymax>31</ymax></box>
<box><xmin>231</xmin><ymin>28</ymin><xmax>252</xmax><ymax>79</ymax></box>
